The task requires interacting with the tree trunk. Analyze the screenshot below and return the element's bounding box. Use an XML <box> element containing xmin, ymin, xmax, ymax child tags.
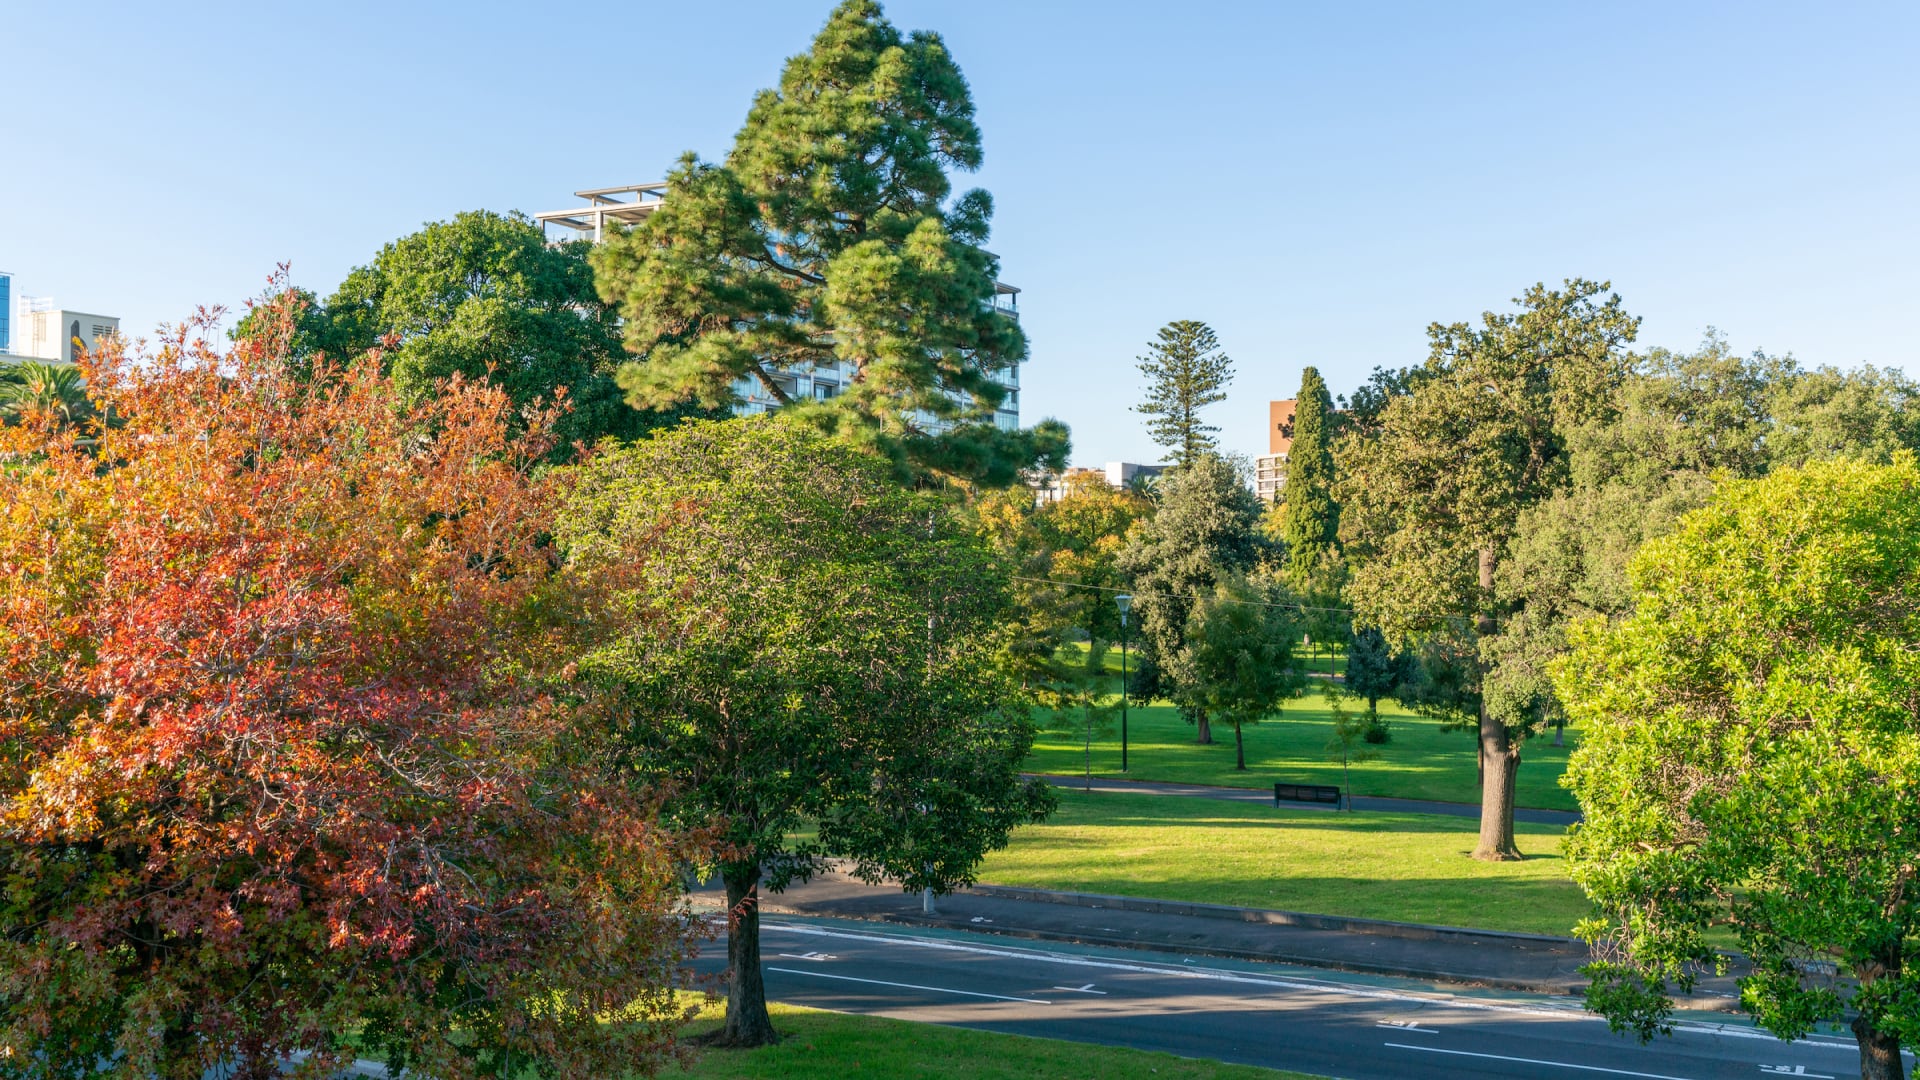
<box><xmin>1852</xmin><ymin>1011</ymin><xmax>1906</xmax><ymax>1080</ymax></box>
<box><xmin>1195</xmin><ymin>710</ymin><xmax>1213</xmax><ymax>745</ymax></box>
<box><xmin>1472</xmin><ymin>709</ymin><xmax>1523</xmax><ymax>861</ymax></box>
<box><xmin>1471</xmin><ymin>546</ymin><xmax>1522</xmax><ymax>861</ymax></box>
<box><xmin>1234</xmin><ymin>721</ymin><xmax>1246</xmax><ymax>770</ymax></box>
<box><xmin>720</xmin><ymin>863</ymin><xmax>779</xmax><ymax>1046</ymax></box>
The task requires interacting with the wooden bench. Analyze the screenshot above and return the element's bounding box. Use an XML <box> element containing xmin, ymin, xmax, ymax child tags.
<box><xmin>1274</xmin><ymin>782</ymin><xmax>1343</xmax><ymax>809</ymax></box>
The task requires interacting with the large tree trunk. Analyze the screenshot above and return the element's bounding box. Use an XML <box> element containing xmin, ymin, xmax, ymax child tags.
<box><xmin>1853</xmin><ymin>1011</ymin><xmax>1906</xmax><ymax>1080</ymax></box>
<box><xmin>1195</xmin><ymin>710</ymin><xmax>1213</xmax><ymax>745</ymax></box>
<box><xmin>1234</xmin><ymin>721</ymin><xmax>1246</xmax><ymax>770</ymax></box>
<box><xmin>1472</xmin><ymin>547</ymin><xmax>1522</xmax><ymax>861</ymax></box>
<box><xmin>1472</xmin><ymin>710</ymin><xmax>1523</xmax><ymax>860</ymax></box>
<box><xmin>719</xmin><ymin>863</ymin><xmax>779</xmax><ymax>1046</ymax></box>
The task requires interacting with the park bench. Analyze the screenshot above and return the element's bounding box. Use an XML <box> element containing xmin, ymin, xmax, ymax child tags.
<box><xmin>1274</xmin><ymin>782</ymin><xmax>1343</xmax><ymax>809</ymax></box>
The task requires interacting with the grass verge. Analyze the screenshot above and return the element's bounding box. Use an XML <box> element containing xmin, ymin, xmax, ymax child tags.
<box><xmin>667</xmin><ymin>998</ymin><xmax>1326</xmax><ymax>1079</ymax></box>
<box><xmin>977</xmin><ymin>789</ymin><xmax>1590</xmax><ymax>936</ymax></box>
<box><xmin>1029</xmin><ymin>694</ymin><xmax>1580</xmax><ymax>812</ymax></box>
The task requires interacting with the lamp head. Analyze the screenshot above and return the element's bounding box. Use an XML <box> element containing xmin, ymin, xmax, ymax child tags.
<box><xmin>1114</xmin><ymin>593</ymin><xmax>1133</xmax><ymax>617</ymax></box>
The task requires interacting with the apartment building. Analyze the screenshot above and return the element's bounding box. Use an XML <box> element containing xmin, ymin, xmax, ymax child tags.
<box><xmin>1255</xmin><ymin>398</ymin><xmax>1296</xmax><ymax>503</ymax></box>
<box><xmin>534</xmin><ymin>184</ymin><xmax>1023</xmax><ymax>433</ymax></box>
<box><xmin>0</xmin><ymin>272</ymin><xmax>119</xmax><ymax>366</ymax></box>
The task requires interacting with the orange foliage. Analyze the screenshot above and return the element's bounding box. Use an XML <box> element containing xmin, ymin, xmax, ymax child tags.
<box><xmin>0</xmin><ymin>282</ymin><xmax>700</xmax><ymax>1079</ymax></box>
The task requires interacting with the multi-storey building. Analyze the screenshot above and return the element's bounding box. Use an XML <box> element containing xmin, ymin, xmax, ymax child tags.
<box><xmin>1255</xmin><ymin>398</ymin><xmax>1296</xmax><ymax>503</ymax></box>
<box><xmin>0</xmin><ymin>274</ymin><xmax>119</xmax><ymax>366</ymax></box>
<box><xmin>533</xmin><ymin>184</ymin><xmax>1023</xmax><ymax>432</ymax></box>
<box><xmin>1031</xmin><ymin>461</ymin><xmax>1165</xmax><ymax>505</ymax></box>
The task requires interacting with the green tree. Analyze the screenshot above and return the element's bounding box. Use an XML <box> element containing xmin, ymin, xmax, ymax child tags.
<box><xmin>1134</xmin><ymin>320</ymin><xmax>1233</xmax><ymax>467</ymax></box>
<box><xmin>1179</xmin><ymin>574</ymin><xmax>1304</xmax><ymax>770</ymax></box>
<box><xmin>315</xmin><ymin>210</ymin><xmax>679</xmax><ymax>452</ymax></box>
<box><xmin>1339</xmin><ymin>279</ymin><xmax>1639</xmax><ymax>860</ymax></box>
<box><xmin>1498</xmin><ymin>335</ymin><xmax>1920</xmax><ymax>752</ymax></box>
<box><xmin>1555</xmin><ymin>456</ymin><xmax>1920</xmax><ymax>1080</ymax></box>
<box><xmin>1117</xmin><ymin>453</ymin><xmax>1266</xmax><ymax>744</ymax></box>
<box><xmin>556</xmin><ymin>417</ymin><xmax>1053</xmax><ymax>1047</ymax></box>
<box><xmin>590</xmin><ymin>0</ymin><xmax>1066</xmax><ymax>487</ymax></box>
<box><xmin>1342</xmin><ymin>626</ymin><xmax>1408</xmax><ymax>728</ymax></box>
<box><xmin>1279</xmin><ymin>366</ymin><xmax>1338</xmax><ymax>571</ymax></box>
<box><xmin>1322</xmin><ymin>683</ymin><xmax>1380</xmax><ymax>808</ymax></box>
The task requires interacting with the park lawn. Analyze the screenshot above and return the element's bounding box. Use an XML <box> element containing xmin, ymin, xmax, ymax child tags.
<box><xmin>1029</xmin><ymin>692</ymin><xmax>1580</xmax><ymax>812</ymax></box>
<box><xmin>667</xmin><ymin>998</ymin><xmax>1325</xmax><ymax>1079</ymax></box>
<box><xmin>977</xmin><ymin>789</ymin><xmax>1590</xmax><ymax>937</ymax></box>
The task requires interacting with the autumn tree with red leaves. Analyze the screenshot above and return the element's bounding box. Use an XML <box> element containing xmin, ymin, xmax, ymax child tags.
<box><xmin>0</xmin><ymin>286</ymin><xmax>701</xmax><ymax>1079</ymax></box>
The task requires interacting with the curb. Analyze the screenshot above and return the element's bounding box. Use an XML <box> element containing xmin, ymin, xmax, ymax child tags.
<box><xmin>876</xmin><ymin>911</ymin><xmax>1588</xmax><ymax>996</ymax></box>
<box><xmin>962</xmin><ymin>884</ymin><xmax>1584</xmax><ymax>946</ymax></box>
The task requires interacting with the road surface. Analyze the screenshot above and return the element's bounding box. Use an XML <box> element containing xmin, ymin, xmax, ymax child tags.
<box><xmin>695</xmin><ymin>917</ymin><xmax>1876</xmax><ymax>1080</ymax></box>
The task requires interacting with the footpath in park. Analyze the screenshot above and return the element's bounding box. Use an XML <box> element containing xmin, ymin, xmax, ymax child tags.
<box><xmin>721</xmin><ymin>865</ymin><xmax>1738</xmax><ymax>1008</ymax></box>
<box><xmin>1026</xmin><ymin>772</ymin><xmax>1584</xmax><ymax>826</ymax></box>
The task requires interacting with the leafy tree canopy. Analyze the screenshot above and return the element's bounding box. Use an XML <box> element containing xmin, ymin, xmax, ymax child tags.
<box><xmin>1557</xmin><ymin>455</ymin><xmax>1920</xmax><ymax>1080</ymax></box>
<box><xmin>1179</xmin><ymin>572</ymin><xmax>1304</xmax><ymax>770</ymax></box>
<box><xmin>277</xmin><ymin>210</ymin><xmax>693</xmax><ymax>453</ymax></box>
<box><xmin>557</xmin><ymin>416</ymin><xmax>1053</xmax><ymax>1045</ymax></box>
<box><xmin>1338</xmin><ymin>278</ymin><xmax>1640</xmax><ymax>859</ymax></box>
<box><xmin>0</xmin><ymin>290</ymin><xmax>698</xmax><ymax>1080</ymax></box>
<box><xmin>591</xmin><ymin>0</ymin><xmax>1066</xmax><ymax>487</ymax></box>
<box><xmin>1116</xmin><ymin>453</ymin><xmax>1267</xmax><ymax>743</ymax></box>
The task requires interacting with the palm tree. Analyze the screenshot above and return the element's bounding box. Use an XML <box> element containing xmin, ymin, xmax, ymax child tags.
<box><xmin>0</xmin><ymin>362</ymin><xmax>95</xmax><ymax>427</ymax></box>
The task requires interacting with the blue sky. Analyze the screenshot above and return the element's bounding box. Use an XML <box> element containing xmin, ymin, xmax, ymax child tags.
<box><xmin>5</xmin><ymin>1</ymin><xmax>1914</xmax><ymax>466</ymax></box>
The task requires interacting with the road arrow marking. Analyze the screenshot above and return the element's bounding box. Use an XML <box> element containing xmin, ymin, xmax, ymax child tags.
<box><xmin>1377</xmin><ymin>1019</ymin><xmax>1437</xmax><ymax>1033</ymax></box>
<box><xmin>1052</xmin><ymin>983</ymin><xmax>1107</xmax><ymax>994</ymax></box>
<box><xmin>775</xmin><ymin>951</ymin><xmax>837</xmax><ymax>961</ymax></box>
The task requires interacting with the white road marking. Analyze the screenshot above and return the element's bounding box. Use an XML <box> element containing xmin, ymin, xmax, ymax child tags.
<box><xmin>775</xmin><ymin>951</ymin><xmax>837</xmax><ymax>961</ymax></box>
<box><xmin>761</xmin><ymin>921</ymin><xmax>1861</xmax><ymax>1052</ymax></box>
<box><xmin>1053</xmin><ymin>983</ymin><xmax>1107</xmax><ymax>994</ymax></box>
<box><xmin>1759</xmin><ymin>1068</ymin><xmax>1835</xmax><ymax>1078</ymax></box>
<box><xmin>766</xmin><ymin>966</ymin><xmax>1053</xmax><ymax>1005</ymax></box>
<box><xmin>1377</xmin><ymin>1019</ymin><xmax>1438</xmax><ymax>1033</ymax></box>
<box><xmin>1384</xmin><ymin>1042</ymin><xmax>1697</xmax><ymax>1079</ymax></box>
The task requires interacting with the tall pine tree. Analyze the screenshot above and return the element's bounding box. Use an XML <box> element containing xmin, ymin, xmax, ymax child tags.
<box><xmin>591</xmin><ymin>0</ymin><xmax>1067</xmax><ymax>486</ymax></box>
<box><xmin>1135</xmin><ymin>320</ymin><xmax>1233</xmax><ymax>466</ymax></box>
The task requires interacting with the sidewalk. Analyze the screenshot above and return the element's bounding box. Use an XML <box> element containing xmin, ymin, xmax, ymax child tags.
<box><xmin>1029</xmin><ymin>773</ymin><xmax>1583</xmax><ymax>826</ymax></box>
<box><xmin>724</xmin><ymin>864</ymin><xmax>1738</xmax><ymax>1008</ymax></box>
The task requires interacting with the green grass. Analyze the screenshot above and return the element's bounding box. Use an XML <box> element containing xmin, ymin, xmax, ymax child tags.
<box><xmin>667</xmin><ymin>999</ymin><xmax>1326</xmax><ymax>1079</ymax></box>
<box><xmin>1031</xmin><ymin>690</ymin><xmax>1580</xmax><ymax>812</ymax></box>
<box><xmin>978</xmin><ymin>789</ymin><xmax>1590</xmax><ymax>936</ymax></box>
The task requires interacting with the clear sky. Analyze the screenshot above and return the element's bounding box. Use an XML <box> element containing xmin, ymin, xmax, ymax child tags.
<box><xmin>5</xmin><ymin>1</ymin><xmax>1914</xmax><ymax>466</ymax></box>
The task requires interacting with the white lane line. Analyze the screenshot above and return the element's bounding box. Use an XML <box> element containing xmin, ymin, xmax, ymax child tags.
<box><xmin>762</xmin><ymin>922</ymin><xmax>1861</xmax><ymax>1051</ymax></box>
<box><xmin>1384</xmin><ymin>1042</ymin><xmax>1696</xmax><ymax>1079</ymax></box>
<box><xmin>766</xmin><ymin>966</ymin><xmax>1053</xmax><ymax>1004</ymax></box>
<box><xmin>1759</xmin><ymin>1068</ymin><xmax>1835</xmax><ymax>1078</ymax></box>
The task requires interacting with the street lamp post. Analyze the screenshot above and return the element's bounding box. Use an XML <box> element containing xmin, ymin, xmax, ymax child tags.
<box><xmin>1115</xmin><ymin>593</ymin><xmax>1133</xmax><ymax>773</ymax></box>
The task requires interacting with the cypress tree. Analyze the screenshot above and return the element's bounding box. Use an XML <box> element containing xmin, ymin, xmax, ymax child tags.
<box><xmin>1134</xmin><ymin>320</ymin><xmax>1233</xmax><ymax>467</ymax></box>
<box><xmin>1279</xmin><ymin>366</ymin><xmax>1338</xmax><ymax>575</ymax></box>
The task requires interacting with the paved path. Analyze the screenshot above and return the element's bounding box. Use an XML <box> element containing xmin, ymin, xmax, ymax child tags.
<box><xmin>689</xmin><ymin>915</ymin><xmax>1868</xmax><ymax>1080</ymax></box>
<box><xmin>1030</xmin><ymin>772</ymin><xmax>1584</xmax><ymax>826</ymax></box>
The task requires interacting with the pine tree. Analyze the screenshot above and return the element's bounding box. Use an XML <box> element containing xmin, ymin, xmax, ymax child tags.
<box><xmin>591</xmin><ymin>0</ymin><xmax>1067</xmax><ymax>486</ymax></box>
<box><xmin>1135</xmin><ymin>320</ymin><xmax>1233</xmax><ymax>466</ymax></box>
<box><xmin>1279</xmin><ymin>366</ymin><xmax>1338</xmax><ymax>572</ymax></box>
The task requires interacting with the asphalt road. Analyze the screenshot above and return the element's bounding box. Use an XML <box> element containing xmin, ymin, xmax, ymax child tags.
<box><xmin>696</xmin><ymin>917</ymin><xmax>1877</xmax><ymax>1080</ymax></box>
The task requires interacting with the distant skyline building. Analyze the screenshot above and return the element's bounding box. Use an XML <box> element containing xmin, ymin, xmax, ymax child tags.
<box><xmin>1032</xmin><ymin>460</ymin><xmax>1164</xmax><ymax>505</ymax></box>
<box><xmin>1255</xmin><ymin>398</ymin><xmax>1296</xmax><ymax>503</ymax></box>
<box><xmin>533</xmin><ymin>183</ymin><xmax>1024</xmax><ymax>433</ymax></box>
<box><xmin>0</xmin><ymin>271</ymin><xmax>120</xmax><ymax>365</ymax></box>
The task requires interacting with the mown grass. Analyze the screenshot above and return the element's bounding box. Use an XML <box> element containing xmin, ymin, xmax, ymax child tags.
<box><xmin>977</xmin><ymin>789</ymin><xmax>1590</xmax><ymax>936</ymax></box>
<box><xmin>667</xmin><ymin>998</ymin><xmax>1326</xmax><ymax>1079</ymax></box>
<box><xmin>1030</xmin><ymin>687</ymin><xmax>1580</xmax><ymax>812</ymax></box>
